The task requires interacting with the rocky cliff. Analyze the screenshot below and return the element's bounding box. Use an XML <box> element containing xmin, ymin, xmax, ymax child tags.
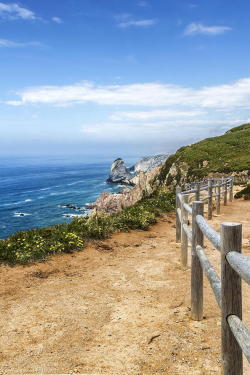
<box><xmin>91</xmin><ymin>163</ymin><xmax>163</xmax><ymax>213</ymax></box>
<box><xmin>156</xmin><ymin>123</ymin><xmax>250</xmax><ymax>187</ymax></box>
<box><xmin>90</xmin><ymin>123</ymin><xmax>250</xmax><ymax>213</ymax></box>
<box><xmin>106</xmin><ymin>158</ymin><xmax>133</xmax><ymax>185</ymax></box>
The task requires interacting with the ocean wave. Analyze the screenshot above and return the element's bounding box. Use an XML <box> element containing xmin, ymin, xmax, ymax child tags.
<box><xmin>67</xmin><ymin>180</ymin><xmax>85</xmax><ymax>186</ymax></box>
<box><xmin>62</xmin><ymin>213</ymin><xmax>86</xmax><ymax>218</ymax></box>
<box><xmin>0</xmin><ymin>198</ymin><xmax>33</xmax><ymax>208</ymax></box>
<box><xmin>40</xmin><ymin>187</ymin><xmax>51</xmax><ymax>191</ymax></box>
<box><xmin>13</xmin><ymin>212</ymin><xmax>31</xmax><ymax>217</ymax></box>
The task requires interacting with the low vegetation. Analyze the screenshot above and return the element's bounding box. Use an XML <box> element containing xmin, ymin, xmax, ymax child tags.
<box><xmin>0</xmin><ymin>188</ymin><xmax>175</xmax><ymax>264</ymax></box>
<box><xmin>158</xmin><ymin>123</ymin><xmax>250</xmax><ymax>183</ymax></box>
<box><xmin>234</xmin><ymin>185</ymin><xmax>250</xmax><ymax>200</ymax></box>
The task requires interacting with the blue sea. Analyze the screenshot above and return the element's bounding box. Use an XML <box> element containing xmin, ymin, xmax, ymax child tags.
<box><xmin>0</xmin><ymin>155</ymin><xmax>137</xmax><ymax>239</ymax></box>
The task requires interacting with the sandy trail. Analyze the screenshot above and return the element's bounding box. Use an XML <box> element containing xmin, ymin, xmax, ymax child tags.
<box><xmin>0</xmin><ymin>199</ymin><xmax>249</xmax><ymax>375</ymax></box>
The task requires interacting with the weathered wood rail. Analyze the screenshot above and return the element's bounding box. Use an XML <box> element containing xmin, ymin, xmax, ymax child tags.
<box><xmin>176</xmin><ymin>176</ymin><xmax>250</xmax><ymax>375</ymax></box>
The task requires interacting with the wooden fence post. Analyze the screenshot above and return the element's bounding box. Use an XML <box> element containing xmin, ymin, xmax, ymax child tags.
<box><xmin>191</xmin><ymin>201</ymin><xmax>204</xmax><ymax>321</ymax></box>
<box><xmin>208</xmin><ymin>178</ymin><xmax>213</xmax><ymax>220</ymax></box>
<box><xmin>216</xmin><ymin>184</ymin><xmax>221</xmax><ymax>215</ymax></box>
<box><xmin>221</xmin><ymin>223</ymin><xmax>243</xmax><ymax>375</ymax></box>
<box><xmin>229</xmin><ymin>177</ymin><xmax>234</xmax><ymax>202</ymax></box>
<box><xmin>224</xmin><ymin>180</ymin><xmax>228</xmax><ymax>206</ymax></box>
<box><xmin>181</xmin><ymin>194</ymin><xmax>188</xmax><ymax>268</ymax></box>
<box><xmin>195</xmin><ymin>182</ymin><xmax>200</xmax><ymax>200</ymax></box>
<box><xmin>176</xmin><ymin>186</ymin><xmax>181</xmax><ymax>243</ymax></box>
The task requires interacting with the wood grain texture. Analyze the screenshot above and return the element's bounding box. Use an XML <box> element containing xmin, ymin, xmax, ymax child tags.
<box><xmin>196</xmin><ymin>214</ymin><xmax>221</xmax><ymax>251</ymax></box>
<box><xmin>181</xmin><ymin>195</ymin><xmax>189</xmax><ymax>268</ymax></box>
<box><xmin>221</xmin><ymin>222</ymin><xmax>243</xmax><ymax>375</ymax></box>
<box><xmin>216</xmin><ymin>185</ymin><xmax>221</xmax><ymax>215</ymax></box>
<box><xmin>227</xmin><ymin>315</ymin><xmax>250</xmax><ymax>363</ymax></box>
<box><xmin>208</xmin><ymin>179</ymin><xmax>213</xmax><ymax>220</ymax></box>
<box><xmin>176</xmin><ymin>186</ymin><xmax>181</xmax><ymax>243</ymax></box>
<box><xmin>226</xmin><ymin>251</ymin><xmax>250</xmax><ymax>286</ymax></box>
<box><xmin>196</xmin><ymin>245</ymin><xmax>221</xmax><ymax>308</ymax></box>
<box><xmin>191</xmin><ymin>201</ymin><xmax>204</xmax><ymax>321</ymax></box>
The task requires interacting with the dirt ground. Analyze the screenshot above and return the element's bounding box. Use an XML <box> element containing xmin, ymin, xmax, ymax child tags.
<box><xmin>0</xmin><ymin>199</ymin><xmax>250</xmax><ymax>375</ymax></box>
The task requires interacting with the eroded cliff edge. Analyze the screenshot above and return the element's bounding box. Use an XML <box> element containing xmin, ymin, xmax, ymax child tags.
<box><xmin>90</xmin><ymin>123</ymin><xmax>250</xmax><ymax>214</ymax></box>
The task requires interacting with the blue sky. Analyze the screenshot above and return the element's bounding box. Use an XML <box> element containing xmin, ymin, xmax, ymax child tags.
<box><xmin>1</xmin><ymin>0</ymin><xmax>250</xmax><ymax>158</ymax></box>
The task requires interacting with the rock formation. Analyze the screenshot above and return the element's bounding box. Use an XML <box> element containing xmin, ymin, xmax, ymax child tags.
<box><xmin>106</xmin><ymin>154</ymin><xmax>169</xmax><ymax>185</ymax></box>
<box><xmin>92</xmin><ymin>164</ymin><xmax>163</xmax><ymax>213</ymax></box>
<box><xmin>132</xmin><ymin>154</ymin><xmax>168</xmax><ymax>174</ymax></box>
<box><xmin>106</xmin><ymin>158</ymin><xmax>134</xmax><ymax>185</ymax></box>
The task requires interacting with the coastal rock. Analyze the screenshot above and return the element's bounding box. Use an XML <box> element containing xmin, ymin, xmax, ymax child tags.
<box><xmin>92</xmin><ymin>164</ymin><xmax>162</xmax><ymax>213</ymax></box>
<box><xmin>59</xmin><ymin>204</ymin><xmax>83</xmax><ymax>210</ymax></box>
<box><xmin>132</xmin><ymin>154</ymin><xmax>169</xmax><ymax>174</ymax></box>
<box><xmin>89</xmin><ymin>154</ymin><xmax>170</xmax><ymax>213</ymax></box>
<box><xmin>106</xmin><ymin>158</ymin><xmax>134</xmax><ymax>185</ymax></box>
<box><xmin>107</xmin><ymin>154</ymin><xmax>169</xmax><ymax>186</ymax></box>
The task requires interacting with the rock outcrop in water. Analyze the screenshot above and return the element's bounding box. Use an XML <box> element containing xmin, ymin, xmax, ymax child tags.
<box><xmin>92</xmin><ymin>164</ymin><xmax>162</xmax><ymax>213</ymax></box>
<box><xmin>106</xmin><ymin>154</ymin><xmax>169</xmax><ymax>185</ymax></box>
<box><xmin>91</xmin><ymin>154</ymin><xmax>169</xmax><ymax>213</ymax></box>
<box><xmin>106</xmin><ymin>158</ymin><xmax>134</xmax><ymax>185</ymax></box>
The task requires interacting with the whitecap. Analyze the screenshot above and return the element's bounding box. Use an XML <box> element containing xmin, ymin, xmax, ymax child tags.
<box><xmin>62</xmin><ymin>213</ymin><xmax>86</xmax><ymax>218</ymax></box>
<box><xmin>67</xmin><ymin>180</ymin><xmax>85</xmax><ymax>186</ymax></box>
<box><xmin>0</xmin><ymin>198</ymin><xmax>33</xmax><ymax>208</ymax></box>
<box><xmin>13</xmin><ymin>212</ymin><xmax>31</xmax><ymax>217</ymax></box>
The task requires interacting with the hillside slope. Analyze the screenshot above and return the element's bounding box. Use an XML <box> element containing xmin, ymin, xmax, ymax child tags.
<box><xmin>157</xmin><ymin>123</ymin><xmax>250</xmax><ymax>186</ymax></box>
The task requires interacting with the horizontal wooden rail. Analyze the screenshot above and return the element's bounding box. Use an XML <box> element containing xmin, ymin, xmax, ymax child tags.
<box><xmin>226</xmin><ymin>251</ymin><xmax>250</xmax><ymax>286</ymax></box>
<box><xmin>227</xmin><ymin>315</ymin><xmax>250</xmax><ymax>363</ymax></box>
<box><xmin>183</xmin><ymin>202</ymin><xmax>192</xmax><ymax>214</ymax></box>
<box><xmin>196</xmin><ymin>215</ymin><xmax>221</xmax><ymax>251</ymax></box>
<box><xmin>196</xmin><ymin>245</ymin><xmax>221</xmax><ymax>308</ymax></box>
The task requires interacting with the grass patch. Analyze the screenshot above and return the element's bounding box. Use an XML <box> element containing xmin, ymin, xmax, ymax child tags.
<box><xmin>0</xmin><ymin>188</ymin><xmax>175</xmax><ymax>265</ymax></box>
<box><xmin>157</xmin><ymin>123</ymin><xmax>250</xmax><ymax>183</ymax></box>
<box><xmin>234</xmin><ymin>185</ymin><xmax>250</xmax><ymax>200</ymax></box>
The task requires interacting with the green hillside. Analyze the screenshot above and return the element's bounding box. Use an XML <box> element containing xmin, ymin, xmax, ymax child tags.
<box><xmin>158</xmin><ymin>123</ymin><xmax>250</xmax><ymax>184</ymax></box>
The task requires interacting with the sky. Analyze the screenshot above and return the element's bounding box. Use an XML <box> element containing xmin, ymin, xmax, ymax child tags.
<box><xmin>1</xmin><ymin>0</ymin><xmax>250</xmax><ymax>158</ymax></box>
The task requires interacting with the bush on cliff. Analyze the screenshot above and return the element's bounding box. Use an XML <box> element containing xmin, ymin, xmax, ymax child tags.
<box><xmin>157</xmin><ymin>123</ymin><xmax>250</xmax><ymax>183</ymax></box>
<box><xmin>0</xmin><ymin>188</ymin><xmax>175</xmax><ymax>264</ymax></box>
<box><xmin>234</xmin><ymin>185</ymin><xmax>250</xmax><ymax>200</ymax></box>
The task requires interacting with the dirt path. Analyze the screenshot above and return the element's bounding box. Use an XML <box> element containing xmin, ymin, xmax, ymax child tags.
<box><xmin>0</xmin><ymin>200</ymin><xmax>250</xmax><ymax>375</ymax></box>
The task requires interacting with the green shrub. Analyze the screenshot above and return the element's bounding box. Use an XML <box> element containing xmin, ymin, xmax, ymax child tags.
<box><xmin>0</xmin><ymin>188</ymin><xmax>175</xmax><ymax>264</ymax></box>
<box><xmin>234</xmin><ymin>185</ymin><xmax>250</xmax><ymax>200</ymax></box>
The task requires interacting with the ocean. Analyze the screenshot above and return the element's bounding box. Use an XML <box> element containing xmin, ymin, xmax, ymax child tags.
<box><xmin>0</xmin><ymin>155</ymin><xmax>137</xmax><ymax>239</ymax></box>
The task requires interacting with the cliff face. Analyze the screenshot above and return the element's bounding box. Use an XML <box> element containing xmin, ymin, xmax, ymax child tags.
<box><xmin>91</xmin><ymin>164</ymin><xmax>162</xmax><ymax>213</ymax></box>
<box><xmin>157</xmin><ymin>123</ymin><xmax>250</xmax><ymax>187</ymax></box>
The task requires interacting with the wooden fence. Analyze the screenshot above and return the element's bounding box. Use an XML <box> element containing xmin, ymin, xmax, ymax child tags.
<box><xmin>176</xmin><ymin>177</ymin><xmax>250</xmax><ymax>375</ymax></box>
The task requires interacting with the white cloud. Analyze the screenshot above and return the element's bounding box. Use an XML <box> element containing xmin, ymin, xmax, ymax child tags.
<box><xmin>184</xmin><ymin>22</ymin><xmax>232</xmax><ymax>36</ymax></box>
<box><xmin>110</xmin><ymin>109</ymin><xmax>206</xmax><ymax>121</ymax></box>
<box><xmin>0</xmin><ymin>38</ymin><xmax>43</xmax><ymax>48</ymax></box>
<box><xmin>52</xmin><ymin>16</ymin><xmax>62</xmax><ymax>24</ymax></box>
<box><xmin>0</xmin><ymin>2</ymin><xmax>36</xmax><ymax>20</ymax></box>
<box><xmin>118</xmin><ymin>18</ymin><xmax>157</xmax><ymax>28</ymax></box>
<box><xmin>115</xmin><ymin>14</ymin><xmax>157</xmax><ymax>28</ymax></box>
<box><xmin>80</xmin><ymin>118</ymin><xmax>247</xmax><ymax>143</ymax></box>
<box><xmin>6</xmin><ymin>78</ymin><xmax>250</xmax><ymax>111</ymax></box>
